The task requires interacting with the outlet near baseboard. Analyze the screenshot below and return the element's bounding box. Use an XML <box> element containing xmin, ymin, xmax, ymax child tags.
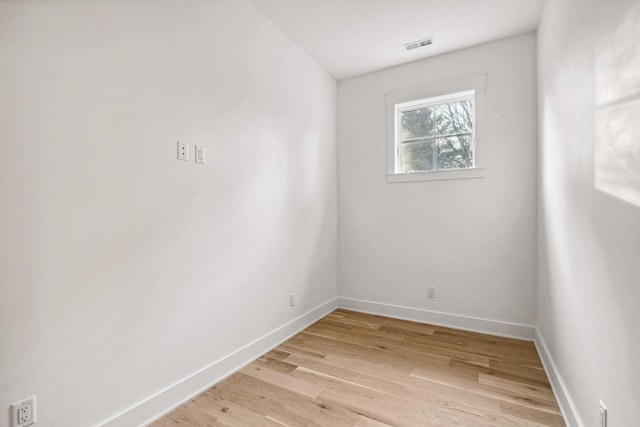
<box><xmin>599</xmin><ymin>400</ymin><xmax>607</xmax><ymax>427</ymax></box>
<box><xmin>11</xmin><ymin>395</ymin><xmax>36</xmax><ymax>427</ymax></box>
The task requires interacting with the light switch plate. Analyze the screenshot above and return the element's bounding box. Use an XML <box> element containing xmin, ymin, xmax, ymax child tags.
<box><xmin>195</xmin><ymin>145</ymin><xmax>205</xmax><ymax>164</ymax></box>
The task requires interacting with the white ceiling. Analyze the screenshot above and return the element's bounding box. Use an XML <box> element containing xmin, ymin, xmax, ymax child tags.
<box><xmin>248</xmin><ymin>0</ymin><xmax>544</xmax><ymax>80</ymax></box>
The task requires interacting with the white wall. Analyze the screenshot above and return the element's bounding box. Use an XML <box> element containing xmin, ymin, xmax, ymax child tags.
<box><xmin>338</xmin><ymin>34</ymin><xmax>538</xmax><ymax>330</ymax></box>
<box><xmin>537</xmin><ymin>0</ymin><xmax>640</xmax><ymax>424</ymax></box>
<box><xmin>0</xmin><ymin>1</ymin><xmax>337</xmax><ymax>426</ymax></box>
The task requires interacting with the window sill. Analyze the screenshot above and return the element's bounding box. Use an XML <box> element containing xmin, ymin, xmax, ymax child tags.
<box><xmin>387</xmin><ymin>168</ymin><xmax>486</xmax><ymax>183</ymax></box>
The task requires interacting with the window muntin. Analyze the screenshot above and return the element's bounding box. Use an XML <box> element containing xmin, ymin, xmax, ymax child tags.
<box><xmin>395</xmin><ymin>91</ymin><xmax>475</xmax><ymax>174</ymax></box>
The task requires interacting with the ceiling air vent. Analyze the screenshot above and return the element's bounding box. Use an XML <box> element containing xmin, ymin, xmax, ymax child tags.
<box><xmin>405</xmin><ymin>37</ymin><xmax>433</xmax><ymax>51</ymax></box>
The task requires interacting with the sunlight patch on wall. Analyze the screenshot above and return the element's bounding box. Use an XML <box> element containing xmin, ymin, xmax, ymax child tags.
<box><xmin>595</xmin><ymin>1</ymin><xmax>640</xmax><ymax>206</ymax></box>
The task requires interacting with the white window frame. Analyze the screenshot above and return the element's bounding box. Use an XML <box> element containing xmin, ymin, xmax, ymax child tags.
<box><xmin>386</xmin><ymin>74</ymin><xmax>487</xmax><ymax>183</ymax></box>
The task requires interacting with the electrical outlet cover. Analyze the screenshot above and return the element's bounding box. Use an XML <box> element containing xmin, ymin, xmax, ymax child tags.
<box><xmin>599</xmin><ymin>400</ymin><xmax>607</xmax><ymax>427</ymax></box>
<box><xmin>11</xmin><ymin>395</ymin><xmax>36</xmax><ymax>427</ymax></box>
<box><xmin>177</xmin><ymin>140</ymin><xmax>188</xmax><ymax>161</ymax></box>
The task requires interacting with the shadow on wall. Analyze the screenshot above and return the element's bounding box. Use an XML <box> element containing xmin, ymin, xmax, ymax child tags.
<box><xmin>594</xmin><ymin>1</ymin><xmax>640</xmax><ymax>206</ymax></box>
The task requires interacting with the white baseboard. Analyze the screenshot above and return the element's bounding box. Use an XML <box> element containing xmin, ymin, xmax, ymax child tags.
<box><xmin>100</xmin><ymin>297</ymin><xmax>338</xmax><ymax>427</ymax></box>
<box><xmin>337</xmin><ymin>297</ymin><xmax>535</xmax><ymax>341</ymax></box>
<box><xmin>534</xmin><ymin>329</ymin><xmax>583</xmax><ymax>427</ymax></box>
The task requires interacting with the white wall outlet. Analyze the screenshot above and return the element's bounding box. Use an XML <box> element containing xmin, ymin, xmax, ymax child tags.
<box><xmin>427</xmin><ymin>286</ymin><xmax>436</xmax><ymax>299</ymax></box>
<box><xmin>177</xmin><ymin>140</ymin><xmax>188</xmax><ymax>161</ymax></box>
<box><xmin>195</xmin><ymin>145</ymin><xmax>205</xmax><ymax>164</ymax></box>
<box><xmin>289</xmin><ymin>293</ymin><xmax>295</xmax><ymax>307</ymax></box>
<box><xmin>11</xmin><ymin>395</ymin><xmax>36</xmax><ymax>427</ymax></box>
<box><xmin>599</xmin><ymin>400</ymin><xmax>607</xmax><ymax>427</ymax></box>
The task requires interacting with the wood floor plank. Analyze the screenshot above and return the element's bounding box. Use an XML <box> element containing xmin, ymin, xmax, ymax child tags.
<box><xmin>287</xmin><ymin>349</ymin><xmax>507</xmax><ymax>417</ymax></box>
<box><xmin>150</xmin><ymin>417</ymin><xmax>179</xmax><ymax>427</ymax></box>
<box><xmin>192</xmin><ymin>391</ymin><xmax>282</xmax><ymax>427</ymax></box>
<box><xmin>150</xmin><ymin>310</ymin><xmax>564</xmax><ymax>427</ymax></box>
<box><xmin>166</xmin><ymin>402</ymin><xmax>219</xmax><ymax>426</ymax></box>
<box><xmin>500</xmin><ymin>401</ymin><xmax>565</xmax><ymax>427</ymax></box>
<box><xmin>488</xmin><ymin>359</ymin><xmax>549</xmax><ymax>383</ymax></box>
<box><xmin>326</xmin><ymin>316</ymin><xmax>383</xmax><ymax>330</ymax></box>
<box><xmin>262</xmin><ymin>348</ymin><xmax>291</xmax><ymax>361</ymax></box>
<box><xmin>411</xmin><ymin>365</ymin><xmax>561</xmax><ymax>415</ymax></box>
<box><xmin>307</xmin><ymin>322</ymin><xmax>496</xmax><ymax>369</ymax></box>
<box><xmin>239</xmin><ymin>364</ymin><xmax>322</xmax><ymax>399</ymax></box>
<box><xmin>354</xmin><ymin>416</ymin><xmax>394</xmax><ymax>427</ymax></box>
<box><xmin>218</xmin><ymin>372</ymin><xmax>360</xmax><ymax>426</ymax></box>
<box><xmin>479</xmin><ymin>373</ymin><xmax>555</xmax><ymax>400</ymax></box>
<box><xmin>255</xmin><ymin>353</ymin><xmax>299</xmax><ymax>374</ymax></box>
<box><xmin>284</xmin><ymin>353</ymin><xmax>405</xmax><ymax>395</ymax></box>
<box><xmin>334</xmin><ymin>310</ymin><xmax>436</xmax><ymax>335</ymax></box>
<box><xmin>289</xmin><ymin>331</ymin><xmax>452</xmax><ymax>371</ymax></box>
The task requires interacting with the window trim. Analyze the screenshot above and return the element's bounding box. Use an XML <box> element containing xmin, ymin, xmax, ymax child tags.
<box><xmin>386</xmin><ymin>74</ymin><xmax>487</xmax><ymax>183</ymax></box>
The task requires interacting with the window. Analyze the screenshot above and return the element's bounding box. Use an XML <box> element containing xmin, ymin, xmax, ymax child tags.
<box><xmin>396</xmin><ymin>91</ymin><xmax>474</xmax><ymax>173</ymax></box>
<box><xmin>386</xmin><ymin>74</ymin><xmax>486</xmax><ymax>183</ymax></box>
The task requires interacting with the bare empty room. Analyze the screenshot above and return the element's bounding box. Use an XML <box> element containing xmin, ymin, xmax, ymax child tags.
<box><xmin>1</xmin><ymin>0</ymin><xmax>639</xmax><ymax>426</ymax></box>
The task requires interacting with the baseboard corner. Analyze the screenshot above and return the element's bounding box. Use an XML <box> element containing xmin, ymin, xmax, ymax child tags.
<box><xmin>534</xmin><ymin>328</ymin><xmax>583</xmax><ymax>427</ymax></box>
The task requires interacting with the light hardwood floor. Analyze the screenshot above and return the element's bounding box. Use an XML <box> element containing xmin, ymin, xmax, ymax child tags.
<box><xmin>150</xmin><ymin>309</ymin><xmax>564</xmax><ymax>426</ymax></box>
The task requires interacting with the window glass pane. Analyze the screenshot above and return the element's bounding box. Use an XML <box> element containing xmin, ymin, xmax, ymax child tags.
<box><xmin>401</xmin><ymin>139</ymin><xmax>434</xmax><ymax>172</ymax></box>
<box><xmin>401</xmin><ymin>108</ymin><xmax>433</xmax><ymax>140</ymax></box>
<box><xmin>434</xmin><ymin>100</ymin><xmax>473</xmax><ymax>137</ymax></box>
<box><xmin>436</xmin><ymin>134</ymin><xmax>473</xmax><ymax>169</ymax></box>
